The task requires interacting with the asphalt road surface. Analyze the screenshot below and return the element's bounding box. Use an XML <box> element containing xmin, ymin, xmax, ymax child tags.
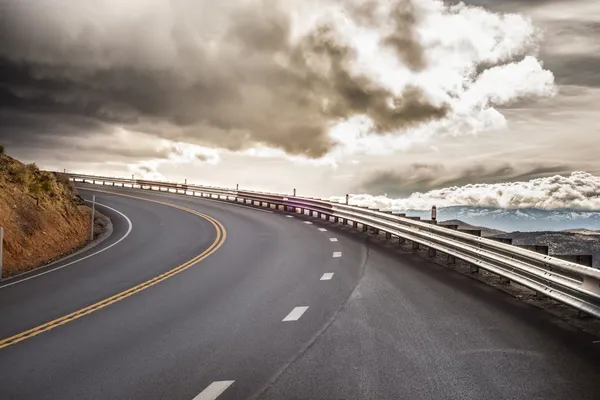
<box><xmin>0</xmin><ymin>184</ymin><xmax>598</xmax><ymax>399</ymax></box>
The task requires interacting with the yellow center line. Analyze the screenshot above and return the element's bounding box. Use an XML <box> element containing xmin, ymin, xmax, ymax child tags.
<box><xmin>0</xmin><ymin>188</ymin><xmax>226</xmax><ymax>350</ymax></box>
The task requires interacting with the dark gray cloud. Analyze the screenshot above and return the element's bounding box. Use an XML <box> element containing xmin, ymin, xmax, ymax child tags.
<box><xmin>0</xmin><ymin>0</ymin><xmax>449</xmax><ymax>159</ymax></box>
<box><xmin>356</xmin><ymin>162</ymin><xmax>573</xmax><ymax>197</ymax></box>
<box><xmin>349</xmin><ymin>0</ymin><xmax>426</xmax><ymax>71</ymax></box>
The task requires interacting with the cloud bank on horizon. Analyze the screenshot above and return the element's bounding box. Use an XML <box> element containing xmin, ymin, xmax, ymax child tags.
<box><xmin>0</xmin><ymin>0</ymin><xmax>555</xmax><ymax>166</ymax></box>
<box><xmin>332</xmin><ymin>172</ymin><xmax>600</xmax><ymax>211</ymax></box>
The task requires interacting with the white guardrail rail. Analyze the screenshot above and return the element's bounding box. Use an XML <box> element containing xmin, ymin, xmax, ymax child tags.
<box><xmin>63</xmin><ymin>172</ymin><xmax>600</xmax><ymax>319</ymax></box>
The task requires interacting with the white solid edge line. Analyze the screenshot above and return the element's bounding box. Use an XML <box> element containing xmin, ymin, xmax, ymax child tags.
<box><xmin>0</xmin><ymin>202</ymin><xmax>133</xmax><ymax>289</ymax></box>
<box><xmin>283</xmin><ymin>306</ymin><xmax>309</xmax><ymax>321</ymax></box>
<box><xmin>303</xmin><ymin>221</ymin><xmax>313</xmax><ymax>224</ymax></box>
<box><xmin>321</xmin><ymin>273</ymin><xmax>334</xmax><ymax>280</ymax></box>
<box><xmin>318</xmin><ymin>228</ymin><xmax>327</xmax><ymax>232</ymax></box>
<box><xmin>333</xmin><ymin>251</ymin><xmax>342</xmax><ymax>258</ymax></box>
<box><xmin>329</xmin><ymin>238</ymin><xmax>338</xmax><ymax>242</ymax></box>
<box><xmin>193</xmin><ymin>380</ymin><xmax>235</xmax><ymax>400</ymax></box>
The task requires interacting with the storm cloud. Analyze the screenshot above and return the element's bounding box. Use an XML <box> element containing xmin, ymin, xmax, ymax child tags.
<box><xmin>0</xmin><ymin>0</ymin><xmax>451</xmax><ymax>159</ymax></box>
<box><xmin>0</xmin><ymin>0</ymin><xmax>553</xmax><ymax>162</ymax></box>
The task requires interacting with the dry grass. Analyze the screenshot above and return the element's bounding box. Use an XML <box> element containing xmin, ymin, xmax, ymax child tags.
<box><xmin>0</xmin><ymin>154</ymin><xmax>92</xmax><ymax>278</ymax></box>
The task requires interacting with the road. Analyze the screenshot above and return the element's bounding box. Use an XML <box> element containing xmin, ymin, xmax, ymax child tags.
<box><xmin>0</xmin><ymin>184</ymin><xmax>599</xmax><ymax>399</ymax></box>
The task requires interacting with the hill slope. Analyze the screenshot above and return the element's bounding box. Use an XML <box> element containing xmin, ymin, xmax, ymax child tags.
<box><xmin>0</xmin><ymin>153</ymin><xmax>93</xmax><ymax>278</ymax></box>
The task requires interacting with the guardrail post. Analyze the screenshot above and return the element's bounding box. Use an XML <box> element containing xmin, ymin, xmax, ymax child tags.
<box><xmin>385</xmin><ymin>232</ymin><xmax>392</xmax><ymax>241</ymax></box>
<box><xmin>90</xmin><ymin>195</ymin><xmax>96</xmax><ymax>241</ymax></box>
<box><xmin>362</xmin><ymin>224</ymin><xmax>368</xmax><ymax>233</ymax></box>
<box><xmin>0</xmin><ymin>226</ymin><xmax>4</xmax><ymax>281</ymax></box>
<box><xmin>293</xmin><ymin>188</ymin><xmax>296</xmax><ymax>197</ymax></box>
<box><xmin>345</xmin><ymin>194</ymin><xmax>349</xmax><ymax>205</ymax></box>
<box><xmin>398</xmin><ymin>237</ymin><xmax>405</xmax><ymax>245</ymax></box>
<box><xmin>550</xmin><ymin>254</ymin><xmax>592</xmax><ymax>267</ymax></box>
<box><xmin>447</xmin><ymin>254</ymin><xmax>456</xmax><ymax>264</ymax></box>
<box><xmin>412</xmin><ymin>242</ymin><xmax>420</xmax><ymax>251</ymax></box>
<box><xmin>428</xmin><ymin>247</ymin><xmax>436</xmax><ymax>257</ymax></box>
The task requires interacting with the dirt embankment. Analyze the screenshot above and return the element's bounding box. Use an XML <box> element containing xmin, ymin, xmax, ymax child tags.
<box><xmin>0</xmin><ymin>153</ymin><xmax>97</xmax><ymax>278</ymax></box>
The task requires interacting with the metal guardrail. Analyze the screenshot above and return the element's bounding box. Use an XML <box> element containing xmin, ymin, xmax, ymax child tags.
<box><xmin>61</xmin><ymin>172</ymin><xmax>600</xmax><ymax>319</ymax></box>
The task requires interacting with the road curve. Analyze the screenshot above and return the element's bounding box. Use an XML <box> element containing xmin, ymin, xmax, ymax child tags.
<box><xmin>0</xmin><ymin>184</ymin><xmax>599</xmax><ymax>399</ymax></box>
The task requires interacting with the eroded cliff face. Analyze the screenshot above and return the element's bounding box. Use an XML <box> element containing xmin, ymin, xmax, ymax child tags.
<box><xmin>0</xmin><ymin>153</ymin><xmax>92</xmax><ymax>277</ymax></box>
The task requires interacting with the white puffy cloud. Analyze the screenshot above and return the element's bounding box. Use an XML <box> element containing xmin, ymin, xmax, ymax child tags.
<box><xmin>332</xmin><ymin>172</ymin><xmax>600</xmax><ymax>210</ymax></box>
<box><xmin>305</xmin><ymin>0</ymin><xmax>556</xmax><ymax>162</ymax></box>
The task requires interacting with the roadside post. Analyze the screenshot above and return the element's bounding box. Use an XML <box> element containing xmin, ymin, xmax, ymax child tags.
<box><xmin>0</xmin><ymin>226</ymin><xmax>4</xmax><ymax>281</ymax></box>
<box><xmin>90</xmin><ymin>195</ymin><xmax>96</xmax><ymax>241</ymax></box>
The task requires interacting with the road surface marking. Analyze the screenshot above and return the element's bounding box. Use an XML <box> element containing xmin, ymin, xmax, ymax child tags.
<box><xmin>593</xmin><ymin>341</ymin><xmax>600</xmax><ymax>344</ymax></box>
<box><xmin>0</xmin><ymin>201</ymin><xmax>133</xmax><ymax>289</ymax></box>
<box><xmin>321</xmin><ymin>273</ymin><xmax>334</xmax><ymax>280</ymax></box>
<box><xmin>333</xmin><ymin>251</ymin><xmax>342</xmax><ymax>258</ymax></box>
<box><xmin>329</xmin><ymin>238</ymin><xmax>338</xmax><ymax>242</ymax></box>
<box><xmin>318</xmin><ymin>228</ymin><xmax>327</xmax><ymax>232</ymax></box>
<box><xmin>193</xmin><ymin>381</ymin><xmax>235</xmax><ymax>400</ymax></box>
<box><xmin>304</xmin><ymin>221</ymin><xmax>313</xmax><ymax>225</ymax></box>
<box><xmin>0</xmin><ymin>190</ymin><xmax>226</xmax><ymax>350</ymax></box>
<box><xmin>283</xmin><ymin>306</ymin><xmax>309</xmax><ymax>321</ymax></box>
<box><xmin>286</xmin><ymin>215</ymin><xmax>294</xmax><ymax>218</ymax></box>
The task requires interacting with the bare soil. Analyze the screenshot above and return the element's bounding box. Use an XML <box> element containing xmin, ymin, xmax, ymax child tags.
<box><xmin>0</xmin><ymin>154</ymin><xmax>98</xmax><ymax>278</ymax></box>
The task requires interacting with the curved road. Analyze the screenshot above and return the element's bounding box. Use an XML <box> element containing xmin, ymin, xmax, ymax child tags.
<box><xmin>0</xmin><ymin>184</ymin><xmax>598</xmax><ymax>399</ymax></box>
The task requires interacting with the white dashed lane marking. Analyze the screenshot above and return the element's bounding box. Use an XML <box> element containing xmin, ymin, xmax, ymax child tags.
<box><xmin>320</xmin><ymin>273</ymin><xmax>334</xmax><ymax>280</ymax></box>
<box><xmin>286</xmin><ymin>215</ymin><xmax>294</xmax><ymax>218</ymax></box>
<box><xmin>329</xmin><ymin>238</ymin><xmax>338</xmax><ymax>242</ymax></box>
<box><xmin>304</xmin><ymin>221</ymin><xmax>313</xmax><ymax>225</ymax></box>
<box><xmin>333</xmin><ymin>251</ymin><xmax>342</xmax><ymax>258</ymax></box>
<box><xmin>193</xmin><ymin>381</ymin><xmax>235</xmax><ymax>400</ymax></box>
<box><xmin>318</xmin><ymin>228</ymin><xmax>327</xmax><ymax>232</ymax></box>
<box><xmin>283</xmin><ymin>306</ymin><xmax>309</xmax><ymax>321</ymax></box>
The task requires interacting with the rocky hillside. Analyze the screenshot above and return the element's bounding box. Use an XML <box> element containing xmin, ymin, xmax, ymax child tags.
<box><xmin>491</xmin><ymin>230</ymin><xmax>600</xmax><ymax>269</ymax></box>
<box><xmin>0</xmin><ymin>151</ymin><xmax>93</xmax><ymax>278</ymax></box>
<box><xmin>436</xmin><ymin>219</ymin><xmax>600</xmax><ymax>269</ymax></box>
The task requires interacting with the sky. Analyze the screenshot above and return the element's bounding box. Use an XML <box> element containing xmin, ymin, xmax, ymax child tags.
<box><xmin>1</xmin><ymin>0</ymin><xmax>598</xmax><ymax>210</ymax></box>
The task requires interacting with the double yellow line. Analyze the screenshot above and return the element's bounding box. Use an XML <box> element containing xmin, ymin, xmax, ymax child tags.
<box><xmin>0</xmin><ymin>189</ymin><xmax>226</xmax><ymax>350</ymax></box>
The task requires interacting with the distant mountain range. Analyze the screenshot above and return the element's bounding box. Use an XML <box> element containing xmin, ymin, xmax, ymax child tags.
<box><xmin>390</xmin><ymin>207</ymin><xmax>600</xmax><ymax>269</ymax></box>
<box><xmin>399</xmin><ymin>206</ymin><xmax>600</xmax><ymax>232</ymax></box>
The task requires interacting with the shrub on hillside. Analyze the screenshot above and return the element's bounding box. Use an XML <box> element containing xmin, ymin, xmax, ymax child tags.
<box><xmin>0</xmin><ymin>143</ymin><xmax>4</xmax><ymax>154</ymax></box>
